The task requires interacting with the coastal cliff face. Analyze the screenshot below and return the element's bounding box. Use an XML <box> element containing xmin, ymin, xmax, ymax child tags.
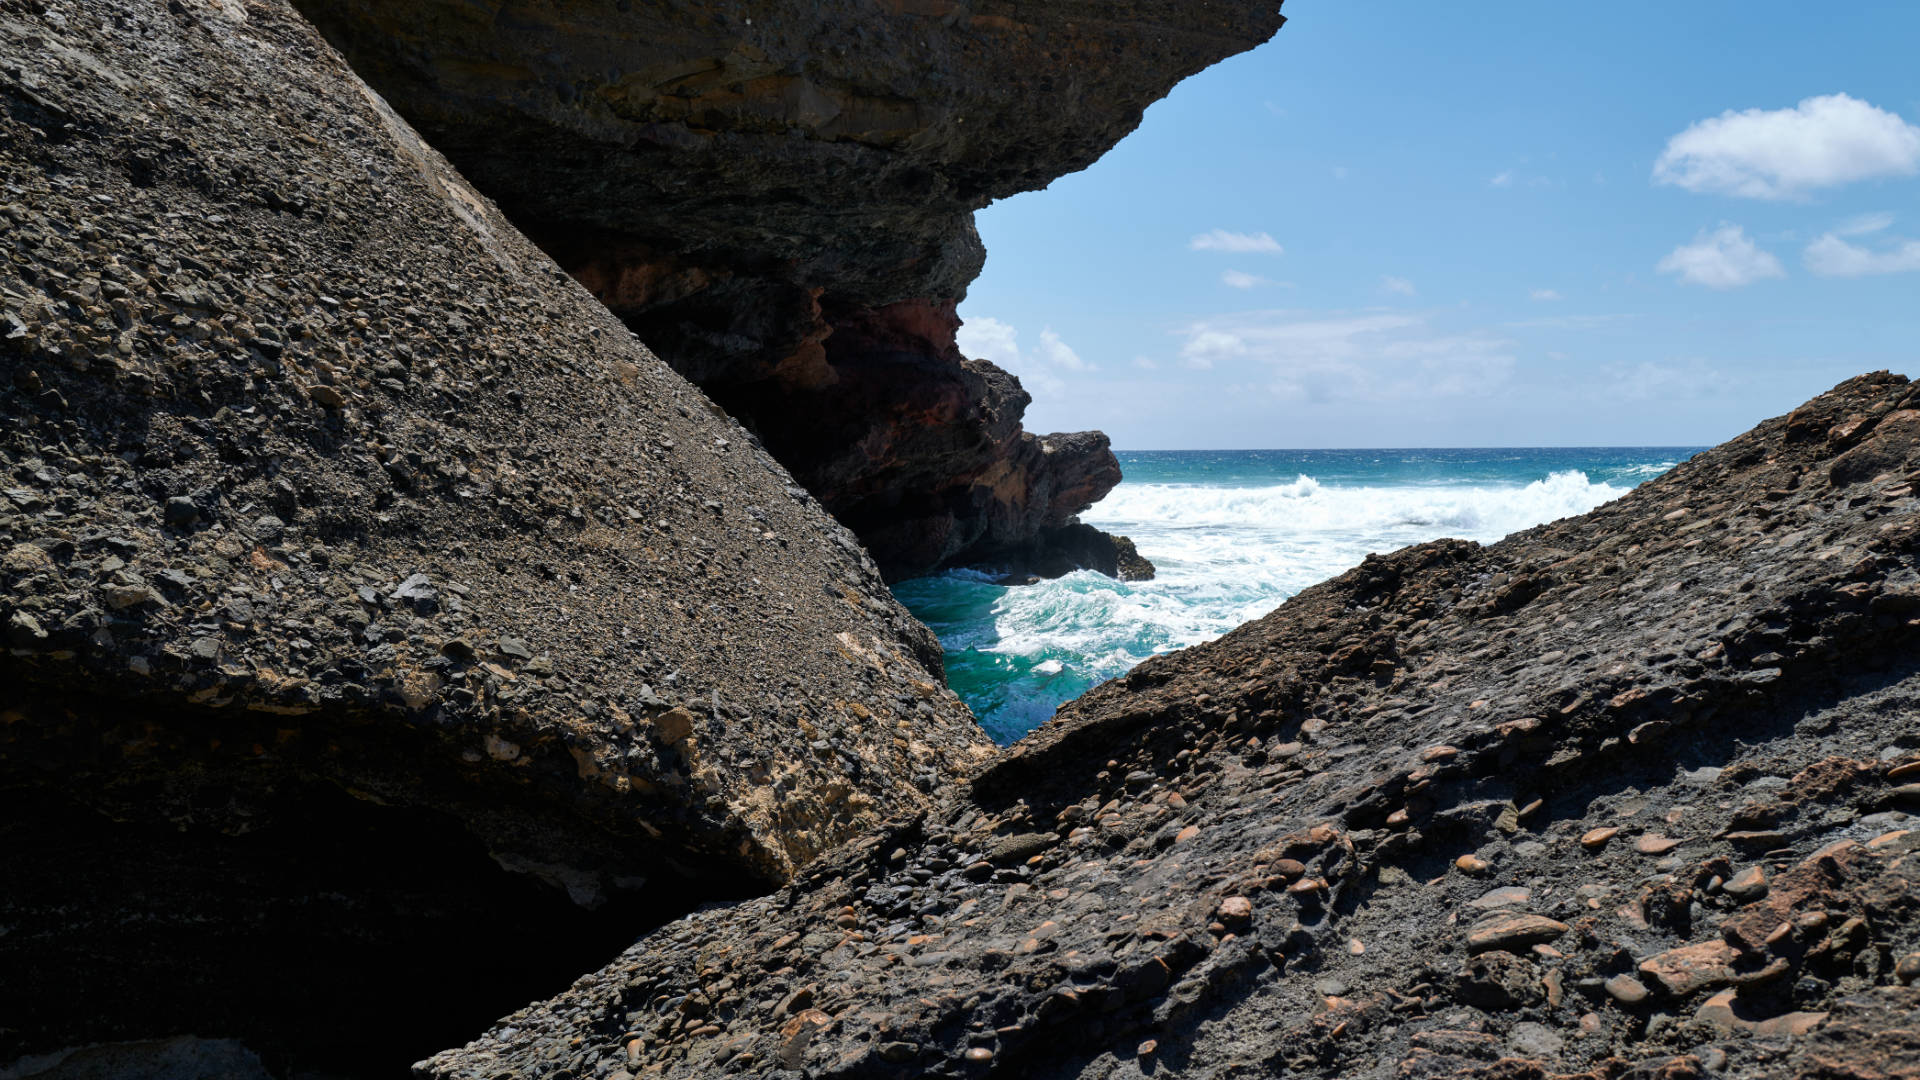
<box><xmin>284</xmin><ymin>0</ymin><xmax>1288</xmax><ymax>578</ymax></box>
<box><xmin>422</xmin><ymin>373</ymin><xmax>1920</xmax><ymax>1080</ymax></box>
<box><xmin>0</xmin><ymin>0</ymin><xmax>991</xmax><ymax>1069</ymax></box>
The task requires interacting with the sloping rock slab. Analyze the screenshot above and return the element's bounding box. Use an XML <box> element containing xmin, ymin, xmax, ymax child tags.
<box><xmin>0</xmin><ymin>0</ymin><xmax>990</xmax><ymax>1068</ymax></box>
<box><xmin>419</xmin><ymin>373</ymin><xmax>1920</xmax><ymax>1079</ymax></box>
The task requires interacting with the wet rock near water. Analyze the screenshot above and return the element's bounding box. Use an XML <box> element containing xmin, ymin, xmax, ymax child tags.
<box><xmin>422</xmin><ymin>373</ymin><xmax>1920</xmax><ymax>1080</ymax></box>
<box><xmin>0</xmin><ymin>0</ymin><xmax>991</xmax><ymax>1070</ymax></box>
<box><xmin>988</xmin><ymin>522</ymin><xmax>1156</xmax><ymax>586</ymax></box>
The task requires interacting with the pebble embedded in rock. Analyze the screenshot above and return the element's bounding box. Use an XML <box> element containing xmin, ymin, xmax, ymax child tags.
<box><xmin>164</xmin><ymin>496</ymin><xmax>200</xmax><ymax>526</ymax></box>
<box><xmin>1466</xmin><ymin>913</ymin><xmax>1568</xmax><ymax>953</ymax></box>
<box><xmin>652</xmin><ymin>707</ymin><xmax>696</xmax><ymax>744</ymax></box>
<box><xmin>1468</xmin><ymin>886</ymin><xmax>1532</xmax><ymax>909</ymax></box>
<box><xmin>1634</xmin><ymin>833</ymin><xmax>1681</xmax><ymax>855</ymax></box>
<box><xmin>1723</xmin><ymin>865</ymin><xmax>1768</xmax><ymax>900</ymax></box>
<box><xmin>1639</xmin><ymin>940</ymin><xmax>1738</xmax><ymax>997</ymax></box>
<box><xmin>1215</xmin><ymin>896</ymin><xmax>1253</xmax><ymax>925</ymax></box>
<box><xmin>988</xmin><ymin>833</ymin><xmax>1054</xmax><ymax>864</ymax></box>
<box><xmin>1604</xmin><ymin>974</ymin><xmax>1650</xmax><ymax>1004</ymax></box>
<box><xmin>1581</xmin><ymin>827</ymin><xmax>1620</xmax><ymax>850</ymax></box>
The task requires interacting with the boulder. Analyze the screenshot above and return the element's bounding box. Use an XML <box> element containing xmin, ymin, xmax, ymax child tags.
<box><xmin>418</xmin><ymin>373</ymin><xmax>1920</xmax><ymax>1080</ymax></box>
<box><xmin>0</xmin><ymin>0</ymin><xmax>990</xmax><ymax>1070</ymax></box>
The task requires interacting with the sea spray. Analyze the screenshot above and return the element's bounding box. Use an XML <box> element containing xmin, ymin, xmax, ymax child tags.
<box><xmin>894</xmin><ymin>447</ymin><xmax>1699</xmax><ymax>743</ymax></box>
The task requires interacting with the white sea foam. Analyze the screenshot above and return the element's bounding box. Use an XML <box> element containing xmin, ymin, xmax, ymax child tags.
<box><xmin>992</xmin><ymin>470</ymin><xmax>1629</xmax><ymax>675</ymax></box>
<box><xmin>904</xmin><ymin>464</ymin><xmax>1660</xmax><ymax>741</ymax></box>
<box><xmin>1086</xmin><ymin>469</ymin><xmax>1628</xmax><ymax>541</ymax></box>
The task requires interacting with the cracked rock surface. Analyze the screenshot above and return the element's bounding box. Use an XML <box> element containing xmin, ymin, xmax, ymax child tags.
<box><xmin>0</xmin><ymin>0</ymin><xmax>990</xmax><ymax>1068</ymax></box>
<box><xmin>422</xmin><ymin>373</ymin><xmax>1920</xmax><ymax>1080</ymax></box>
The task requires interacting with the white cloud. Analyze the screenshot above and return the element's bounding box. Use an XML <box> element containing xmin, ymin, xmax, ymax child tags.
<box><xmin>1180</xmin><ymin>329</ymin><xmax>1244</xmax><ymax>370</ymax></box>
<box><xmin>1190</xmin><ymin>229</ymin><xmax>1283</xmax><ymax>255</ymax></box>
<box><xmin>957</xmin><ymin>315</ymin><xmax>1020</xmax><ymax>370</ymax></box>
<box><xmin>1504</xmin><ymin>313</ymin><xmax>1636</xmax><ymax>330</ymax></box>
<box><xmin>1656</xmin><ymin>225</ymin><xmax>1786</xmax><ymax>289</ymax></box>
<box><xmin>1223</xmin><ymin>269</ymin><xmax>1288</xmax><ymax>290</ymax></box>
<box><xmin>1836</xmin><ymin>212</ymin><xmax>1896</xmax><ymax>237</ymax></box>
<box><xmin>1037</xmin><ymin>327</ymin><xmax>1092</xmax><ymax>371</ymax></box>
<box><xmin>1490</xmin><ymin>171</ymin><xmax>1514</xmax><ymax>187</ymax></box>
<box><xmin>1603</xmin><ymin>359</ymin><xmax>1736</xmax><ymax>401</ymax></box>
<box><xmin>956</xmin><ymin>316</ymin><xmax>1092</xmax><ymax>396</ymax></box>
<box><xmin>1381</xmin><ymin>276</ymin><xmax>1417</xmax><ymax>296</ymax></box>
<box><xmin>1804</xmin><ymin>231</ymin><xmax>1920</xmax><ymax>277</ymax></box>
<box><xmin>1529</xmin><ymin>288</ymin><xmax>1563</xmax><ymax>301</ymax></box>
<box><xmin>1653</xmin><ymin>93</ymin><xmax>1920</xmax><ymax>200</ymax></box>
<box><xmin>1176</xmin><ymin>310</ymin><xmax>1514</xmax><ymax>402</ymax></box>
<box><xmin>1133</xmin><ymin>356</ymin><xmax>1158</xmax><ymax>370</ymax></box>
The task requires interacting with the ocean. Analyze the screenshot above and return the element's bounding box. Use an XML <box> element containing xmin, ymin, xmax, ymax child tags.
<box><xmin>892</xmin><ymin>447</ymin><xmax>1703</xmax><ymax>744</ymax></box>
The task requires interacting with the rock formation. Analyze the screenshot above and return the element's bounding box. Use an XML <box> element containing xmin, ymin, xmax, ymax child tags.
<box><xmin>12</xmin><ymin>1</ymin><xmax>1920</xmax><ymax>1078</ymax></box>
<box><xmin>420</xmin><ymin>373</ymin><xmax>1920</xmax><ymax>1080</ymax></box>
<box><xmin>283</xmin><ymin>0</ymin><xmax>1286</xmax><ymax>578</ymax></box>
<box><xmin>0</xmin><ymin>0</ymin><xmax>990</xmax><ymax>1071</ymax></box>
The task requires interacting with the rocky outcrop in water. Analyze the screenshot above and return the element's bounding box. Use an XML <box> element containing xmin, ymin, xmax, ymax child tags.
<box><xmin>284</xmin><ymin>0</ymin><xmax>1283</xmax><ymax>578</ymax></box>
<box><xmin>421</xmin><ymin>373</ymin><xmax>1920</xmax><ymax>1080</ymax></box>
<box><xmin>0</xmin><ymin>0</ymin><xmax>991</xmax><ymax>1070</ymax></box>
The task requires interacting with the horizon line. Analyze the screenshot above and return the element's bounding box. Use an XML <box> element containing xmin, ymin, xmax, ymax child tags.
<box><xmin>1109</xmin><ymin>444</ymin><xmax>1712</xmax><ymax>453</ymax></box>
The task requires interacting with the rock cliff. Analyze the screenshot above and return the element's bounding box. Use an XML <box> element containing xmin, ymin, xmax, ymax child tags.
<box><xmin>421</xmin><ymin>373</ymin><xmax>1920</xmax><ymax>1080</ymax></box>
<box><xmin>0</xmin><ymin>0</ymin><xmax>990</xmax><ymax>1070</ymax></box>
<box><xmin>284</xmin><ymin>0</ymin><xmax>1287</xmax><ymax>578</ymax></box>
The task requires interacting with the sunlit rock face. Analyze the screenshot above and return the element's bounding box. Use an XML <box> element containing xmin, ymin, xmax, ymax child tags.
<box><xmin>423</xmin><ymin>373</ymin><xmax>1920</xmax><ymax>1080</ymax></box>
<box><xmin>291</xmin><ymin>0</ymin><xmax>1287</xmax><ymax>577</ymax></box>
<box><xmin>0</xmin><ymin>0</ymin><xmax>993</xmax><ymax>1068</ymax></box>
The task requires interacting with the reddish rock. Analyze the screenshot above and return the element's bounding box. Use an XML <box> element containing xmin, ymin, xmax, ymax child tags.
<box><xmin>1581</xmin><ymin>827</ymin><xmax>1620</xmax><ymax>850</ymax></box>
<box><xmin>1466</xmin><ymin>914</ymin><xmax>1569</xmax><ymax>954</ymax></box>
<box><xmin>1639</xmin><ymin>940</ymin><xmax>1739</xmax><ymax>998</ymax></box>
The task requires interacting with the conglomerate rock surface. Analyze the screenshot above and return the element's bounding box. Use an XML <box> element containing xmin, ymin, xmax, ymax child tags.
<box><xmin>0</xmin><ymin>0</ymin><xmax>991</xmax><ymax>1070</ymax></box>
<box><xmin>286</xmin><ymin>0</ymin><xmax>1287</xmax><ymax>578</ymax></box>
<box><xmin>423</xmin><ymin>372</ymin><xmax>1920</xmax><ymax>1080</ymax></box>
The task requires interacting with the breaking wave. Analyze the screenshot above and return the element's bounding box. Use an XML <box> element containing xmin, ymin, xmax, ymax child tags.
<box><xmin>895</xmin><ymin>454</ymin><xmax>1687</xmax><ymax>743</ymax></box>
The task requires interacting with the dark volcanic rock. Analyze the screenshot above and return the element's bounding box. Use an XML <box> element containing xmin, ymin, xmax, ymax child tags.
<box><xmin>992</xmin><ymin>522</ymin><xmax>1157</xmax><ymax>584</ymax></box>
<box><xmin>0</xmin><ymin>0</ymin><xmax>991</xmax><ymax>1070</ymax></box>
<box><xmin>420</xmin><ymin>373</ymin><xmax>1920</xmax><ymax>1080</ymax></box>
<box><xmin>287</xmin><ymin>0</ymin><xmax>1283</xmax><ymax>578</ymax></box>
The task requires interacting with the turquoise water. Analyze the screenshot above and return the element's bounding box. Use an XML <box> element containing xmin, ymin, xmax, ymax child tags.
<box><xmin>893</xmin><ymin>448</ymin><xmax>1702</xmax><ymax>744</ymax></box>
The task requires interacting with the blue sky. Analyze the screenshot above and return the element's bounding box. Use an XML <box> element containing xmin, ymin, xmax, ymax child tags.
<box><xmin>956</xmin><ymin>2</ymin><xmax>1920</xmax><ymax>449</ymax></box>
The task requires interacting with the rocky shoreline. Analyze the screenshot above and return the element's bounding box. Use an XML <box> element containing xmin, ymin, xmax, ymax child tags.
<box><xmin>412</xmin><ymin>371</ymin><xmax>1920</xmax><ymax>1080</ymax></box>
<box><xmin>5</xmin><ymin>1</ymin><xmax>1920</xmax><ymax>1079</ymax></box>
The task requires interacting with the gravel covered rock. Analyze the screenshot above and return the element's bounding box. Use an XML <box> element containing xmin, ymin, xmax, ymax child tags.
<box><xmin>0</xmin><ymin>0</ymin><xmax>989</xmax><ymax>1067</ymax></box>
<box><xmin>421</xmin><ymin>373</ymin><xmax>1920</xmax><ymax>1080</ymax></box>
<box><xmin>283</xmin><ymin>0</ymin><xmax>1283</xmax><ymax>578</ymax></box>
